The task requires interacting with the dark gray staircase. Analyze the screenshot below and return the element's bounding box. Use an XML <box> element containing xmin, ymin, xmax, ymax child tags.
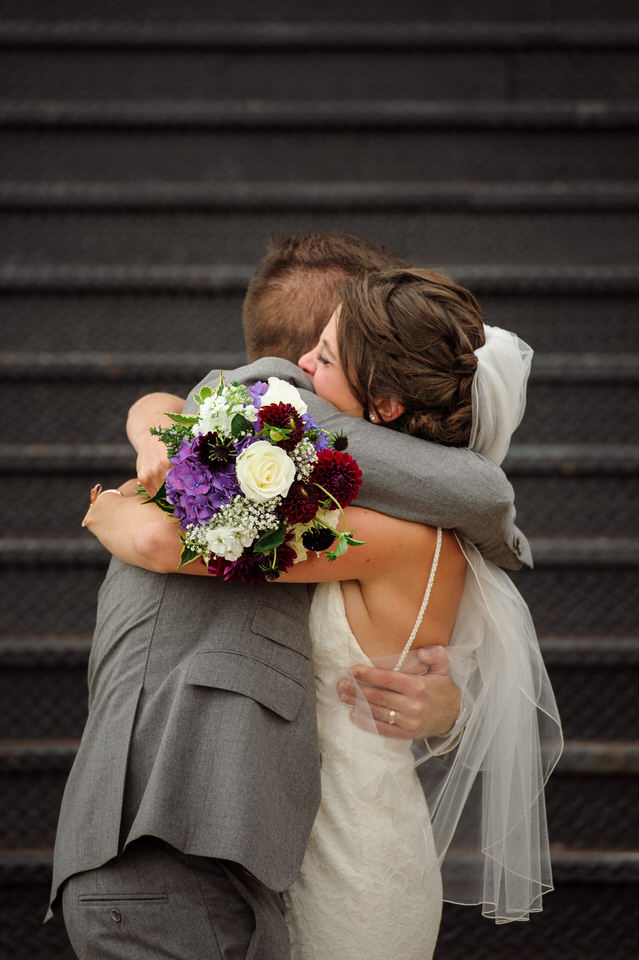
<box><xmin>1</xmin><ymin>5</ymin><xmax>638</xmax><ymax>959</ymax></box>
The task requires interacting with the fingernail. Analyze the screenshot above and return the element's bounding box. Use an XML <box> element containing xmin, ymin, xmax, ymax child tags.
<box><xmin>350</xmin><ymin>666</ymin><xmax>363</xmax><ymax>678</ymax></box>
<box><xmin>337</xmin><ymin>681</ymin><xmax>348</xmax><ymax>694</ymax></box>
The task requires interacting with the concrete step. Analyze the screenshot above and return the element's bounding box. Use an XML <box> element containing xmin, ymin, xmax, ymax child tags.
<box><xmin>2</xmin><ymin>206</ymin><xmax>637</xmax><ymax>267</ymax></box>
<box><xmin>1</xmin><ymin>279</ymin><xmax>637</xmax><ymax>356</ymax></box>
<box><xmin>2</xmin><ymin>635</ymin><xmax>638</xmax><ymax>741</ymax></box>
<box><xmin>436</xmin><ymin>852</ymin><xmax>639</xmax><ymax>959</ymax></box>
<box><xmin>1</xmin><ymin>845</ymin><xmax>637</xmax><ymax>960</ymax></box>
<box><xmin>1</xmin><ymin>380</ymin><xmax>636</xmax><ymax>444</ymax></box>
<box><xmin>510</xmin><ymin>542</ymin><xmax>639</xmax><ymax>636</ymax></box>
<box><xmin>0</xmin><ymin>640</ymin><xmax>90</xmax><ymax>740</ymax></box>
<box><xmin>0</xmin><ymin>742</ymin><xmax>79</xmax><ymax>851</ymax></box>
<box><xmin>2</xmin><ymin>357</ymin><xmax>637</xmax><ymax>444</ymax></box>
<box><xmin>5</xmin><ymin>178</ymin><xmax>639</xmax><ymax>212</ymax></box>
<box><xmin>1</xmin><ymin>537</ymin><xmax>634</xmax><ymax>637</ymax></box>
<box><xmin>2</xmin><ymin>122</ymin><xmax>637</xmax><ymax>182</ymax></box>
<box><xmin>0</xmin><ymin>738</ymin><xmax>637</xmax><ymax>850</ymax></box>
<box><xmin>1</xmin><ymin>443</ymin><xmax>637</xmax><ymax>538</ymax></box>
<box><xmin>4</xmin><ymin>19</ymin><xmax>639</xmax><ymax>49</ymax></box>
<box><xmin>4</xmin><ymin>98</ymin><xmax>639</xmax><ymax>130</ymax></box>
<box><xmin>1</xmin><ymin>532</ymin><xmax>638</xmax><ymax>631</ymax></box>
<box><xmin>540</xmin><ymin>639</ymin><xmax>639</xmax><ymax>740</ymax></box>
<box><xmin>3</xmin><ymin>261</ymin><xmax>638</xmax><ymax>295</ymax></box>
<box><xmin>1</xmin><ymin>1</ymin><xmax>637</xmax><ymax>23</ymax></box>
<box><xmin>4</xmin><ymin>349</ymin><xmax>637</xmax><ymax>380</ymax></box>
<box><xmin>2</xmin><ymin>31</ymin><xmax>638</xmax><ymax>102</ymax></box>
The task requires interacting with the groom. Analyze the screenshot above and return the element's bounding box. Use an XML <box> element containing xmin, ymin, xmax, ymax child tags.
<box><xmin>51</xmin><ymin>233</ymin><xmax>531</xmax><ymax>960</ymax></box>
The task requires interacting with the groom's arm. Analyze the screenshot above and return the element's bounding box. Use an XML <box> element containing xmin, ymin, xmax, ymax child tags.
<box><xmin>124</xmin><ymin>362</ymin><xmax>474</xmax><ymax>741</ymax></box>
<box><xmin>126</xmin><ymin>392</ymin><xmax>185</xmax><ymax>495</ymax></box>
<box><xmin>183</xmin><ymin>357</ymin><xmax>530</xmax><ymax>570</ymax></box>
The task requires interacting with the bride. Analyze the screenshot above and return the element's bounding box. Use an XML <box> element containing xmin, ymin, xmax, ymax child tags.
<box><xmin>84</xmin><ymin>268</ymin><xmax>562</xmax><ymax>959</ymax></box>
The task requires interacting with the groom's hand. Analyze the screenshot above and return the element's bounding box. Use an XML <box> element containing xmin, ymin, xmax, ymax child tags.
<box><xmin>127</xmin><ymin>392</ymin><xmax>185</xmax><ymax>496</ymax></box>
<box><xmin>135</xmin><ymin>433</ymin><xmax>173</xmax><ymax>497</ymax></box>
<box><xmin>336</xmin><ymin>646</ymin><xmax>461</xmax><ymax>740</ymax></box>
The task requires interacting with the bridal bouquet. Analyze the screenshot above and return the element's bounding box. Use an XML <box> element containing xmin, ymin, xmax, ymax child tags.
<box><xmin>144</xmin><ymin>375</ymin><xmax>363</xmax><ymax>583</ymax></box>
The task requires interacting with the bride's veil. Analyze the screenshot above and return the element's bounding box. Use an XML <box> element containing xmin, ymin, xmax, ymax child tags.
<box><xmin>469</xmin><ymin>324</ymin><xmax>534</xmax><ymax>465</ymax></box>
<box><xmin>353</xmin><ymin>323</ymin><xmax>563</xmax><ymax>923</ymax></box>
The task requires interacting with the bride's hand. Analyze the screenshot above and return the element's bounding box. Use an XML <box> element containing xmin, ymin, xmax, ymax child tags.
<box><xmin>81</xmin><ymin>480</ymin><xmax>132</xmax><ymax>532</ymax></box>
<box><xmin>336</xmin><ymin>646</ymin><xmax>461</xmax><ymax>740</ymax></box>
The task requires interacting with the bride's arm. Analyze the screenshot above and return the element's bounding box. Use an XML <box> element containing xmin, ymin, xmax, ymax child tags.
<box><xmin>82</xmin><ymin>489</ymin><xmax>420</xmax><ymax>584</ymax></box>
<box><xmin>83</xmin><ymin>489</ymin><xmax>464</xmax><ymax>740</ymax></box>
<box><xmin>82</xmin><ymin>482</ymin><xmax>203</xmax><ymax>573</ymax></box>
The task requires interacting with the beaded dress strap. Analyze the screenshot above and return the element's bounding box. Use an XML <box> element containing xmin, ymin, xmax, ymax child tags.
<box><xmin>393</xmin><ymin>527</ymin><xmax>443</xmax><ymax>672</ymax></box>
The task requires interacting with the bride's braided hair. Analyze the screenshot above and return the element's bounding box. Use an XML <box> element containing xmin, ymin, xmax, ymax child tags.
<box><xmin>337</xmin><ymin>269</ymin><xmax>485</xmax><ymax>445</ymax></box>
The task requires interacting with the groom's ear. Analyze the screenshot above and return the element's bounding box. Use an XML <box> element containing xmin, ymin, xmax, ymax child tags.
<box><xmin>375</xmin><ymin>396</ymin><xmax>405</xmax><ymax>423</ymax></box>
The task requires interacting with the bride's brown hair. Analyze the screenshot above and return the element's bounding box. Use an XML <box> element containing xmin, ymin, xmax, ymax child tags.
<box><xmin>337</xmin><ymin>268</ymin><xmax>485</xmax><ymax>445</ymax></box>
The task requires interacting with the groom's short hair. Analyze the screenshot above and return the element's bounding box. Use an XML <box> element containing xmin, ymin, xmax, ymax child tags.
<box><xmin>242</xmin><ymin>232</ymin><xmax>410</xmax><ymax>362</ymax></box>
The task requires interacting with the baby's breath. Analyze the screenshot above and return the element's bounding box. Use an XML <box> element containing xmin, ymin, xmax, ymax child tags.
<box><xmin>182</xmin><ymin>495</ymin><xmax>282</xmax><ymax>560</ymax></box>
<box><xmin>290</xmin><ymin>438</ymin><xmax>318</xmax><ymax>480</ymax></box>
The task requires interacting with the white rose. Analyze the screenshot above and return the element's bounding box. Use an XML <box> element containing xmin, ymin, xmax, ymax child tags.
<box><xmin>260</xmin><ymin>377</ymin><xmax>308</xmax><ymax>415</ymax></box>
<box><xmin>236</xmin><ymin>440</ymin><xmax>296</xmax><ymax>503</ymax></box>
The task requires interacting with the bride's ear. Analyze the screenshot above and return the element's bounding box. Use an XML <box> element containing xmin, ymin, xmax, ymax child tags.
<box><xmin>374</xmin><ymin>396</ymin><xmax>405</xmax><ymax>423</ymax></box>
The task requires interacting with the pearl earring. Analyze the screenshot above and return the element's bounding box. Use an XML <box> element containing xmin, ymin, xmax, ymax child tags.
<box><xmin>369</xmin><ymin>414</ymin><xmax>376</xmax><ymax>422</ymax></box>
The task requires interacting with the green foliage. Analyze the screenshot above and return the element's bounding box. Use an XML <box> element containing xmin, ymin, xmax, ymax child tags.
<box><xmin>178</xmin><ymin>543</ymin><xmax>203</xmax><ymax>569</ymax></box>
<box><xmin>253</xmin><ymin>524</ymin><xmax>286</xmax><ymax>554</ymax></box>
<box><xmin>166</xmin><ymin>412</ymin><xmax>198</xmax><ymax>427</ymax></box>
<box><xmin>326</xmin><ymin>530</ymin><xmax>365</xmax><ymax>562</ymax></box>
<box><xmin>231</xmin><ymin>413</ymin><xmax>256</xmax><ymax>438</ymax></box>
<box><xmin>193</xmin><ymin>385</ymin><xmax>213</xmax><ymax>405</ymax></box>
<box><xmin>139</xmin><ymin>481</ymin><xmax>174</xmax><ymax>515</ymax></box>
<box><xmin>150</xmin><ymin>423</ymin><xmax>191</xmax><ymax>459</ymax></box>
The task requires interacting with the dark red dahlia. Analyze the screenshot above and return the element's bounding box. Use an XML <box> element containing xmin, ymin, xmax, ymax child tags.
<box><xmin>310</xmin><ymin>449</ymin><xmax>362</xmax><ymax>507</ymax></box>
<box><xmin>206</xmin><ymin>538</ymin><xmax>298</xmax><ymax>584</ymax></box>
<box><xmin>258</xmin><ymin>402</ymin><xmax>304</xmax><ymax>451</ymax></box>
<box><xmin>207</xmin><ymin>552</ymin><xmax>267</xmax><ymax>584</ymax></box>
<box><xmin>280</xmin><ymin>480</ymin><xmax>320</xmax><ymax>524</ymax></box>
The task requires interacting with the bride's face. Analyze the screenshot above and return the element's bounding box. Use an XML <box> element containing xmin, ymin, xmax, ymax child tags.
<box><xmin>298</xmin><ymin>308</ymin><xmax>364</xmax><ymax>418</ymax></box>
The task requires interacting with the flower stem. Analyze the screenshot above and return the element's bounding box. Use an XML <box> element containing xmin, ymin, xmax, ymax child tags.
<box><xmin>313</xmin><ymin>482</ymin><xmax>347</xmax><ymax>532</ymax></box>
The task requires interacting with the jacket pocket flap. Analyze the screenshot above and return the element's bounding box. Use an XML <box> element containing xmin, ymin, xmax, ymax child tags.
<box><xmin>186</xmin><ymin>650</ymin><xmax>306</xmax><ymax>721</ymax></box>
<box><xmin>250</xmin><ymin>601</ymin><xmax>310</xmax><ymax>658</ymax></box>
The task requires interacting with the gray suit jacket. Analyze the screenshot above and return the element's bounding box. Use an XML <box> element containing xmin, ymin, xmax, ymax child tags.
<box><xmin>49</xmin><ymin>357</ymin><xmax>529</xmax><ymax>915</ymax></box>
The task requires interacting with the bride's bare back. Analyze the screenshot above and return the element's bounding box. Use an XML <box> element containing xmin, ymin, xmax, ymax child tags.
<box><xmin>280</xmin><ymin>508</ymin><xmax>467</xmax><ymax>663</ymax></box>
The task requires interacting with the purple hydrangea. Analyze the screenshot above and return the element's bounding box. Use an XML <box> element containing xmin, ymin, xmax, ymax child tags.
<box><xmin>247</xmin><ymin>380</ymin><xmax>269</xmax><ymax>407</ymax></box>
<box><xmin>165</xmin><ymin>436</ymin><xmax>240</xmax><ymax>529</ymax></box>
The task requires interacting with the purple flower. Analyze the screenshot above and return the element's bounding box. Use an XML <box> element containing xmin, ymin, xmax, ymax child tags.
<box><xmin>165</xmin><ymin>436</ymin><xmax>240</xmax><ymax>529</ymax></box>
<box><xmin>247</xmin><ymin>381</ymin><xmax>269</xmax><ymax>407</ymax></box>
<box><xmin>302</xmin><ymin>413</ymin><xmax>330</xmax><ymax>450</ymax></box>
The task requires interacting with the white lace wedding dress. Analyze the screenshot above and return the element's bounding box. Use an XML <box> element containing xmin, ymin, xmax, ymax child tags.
<box><xmin>283</xmin><ymin>580</ymin><xmax>442</xmax><ymax>960</ymax></box>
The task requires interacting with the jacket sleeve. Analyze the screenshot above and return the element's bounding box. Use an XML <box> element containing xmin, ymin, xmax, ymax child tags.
<box><xmin>185</xmin><ymin>358</ymin><xmax>531</xmax><ymax>571</ymax></box>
